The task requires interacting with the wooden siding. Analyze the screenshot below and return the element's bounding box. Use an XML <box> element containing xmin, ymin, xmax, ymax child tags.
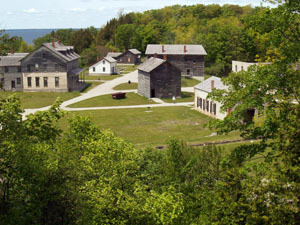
<box><xmin>117</xmin><ymin>51</ymin><xmax>141</xmax><ymax>65</ymax></box>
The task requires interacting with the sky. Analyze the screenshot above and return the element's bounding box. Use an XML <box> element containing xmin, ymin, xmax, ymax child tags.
<box><xmin>0</xmin><ymin>0</ymin><xmax>270</xmax><ymax>29</ymax></box>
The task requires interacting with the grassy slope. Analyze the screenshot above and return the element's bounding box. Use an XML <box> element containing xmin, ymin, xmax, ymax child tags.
<box><xmin>113</xmin><ymin>82</ymin><xmax>138</xmax><ymax>90</ymax></box>
<box><xmin>0</xmin><ymin>92</ymin><xmax>80</xmax><ymax>109</ymax></box>
<box><xmin>84</xmin><ymin>75</ymin><xmax>122</xmax><ymax>81</ymax></box>
<box><xmin>60</xmin><ymin>106</ymin><xmax>240</xmax><ymax>147</ymax></box>
<box><xmin>81</xmin><ymin>82</ymin><xmax>103</xmax><ymax>93</ymax></box>
<box><xmin>181</xmin><ymin>77</ymin><xmax>200</xmax><ymax>87</ymax></box>
<box><xmin>68</xmin><ymin>92</ymin><xmax>156</xmax><ymax>108</ymax></box>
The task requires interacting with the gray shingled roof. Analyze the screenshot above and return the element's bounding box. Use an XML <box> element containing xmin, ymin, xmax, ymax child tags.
<box><xmin>107</xmin><ymin>52</ymin><xmax>122</xmax><ymax>58</ymax></box>
<box><xmin>145</xmin><ymin>44</ymin><xmax>207</xmax><ymax>55</ymax></box>
<box><xmin>128</xmin><ymin>49</ymin><xmax>141</xmax><ymax>55</ymax></box>
<box><xmin>0</xmin><ymin>53</ymin><xmax>29</xmax><ymax>66</ymax></box>
<box><xmin>68</xmin><ymin>68</ymin><xmax>85</xmax><ymax>75</ymax></box>
<box><xmin>138</xmin><ymin>57</ymin><xmax>166</xmax><ymax>73</ymax></box>
<box><xmin>42</xmin><ymin>42</ymin><xmax>80</xmax><ymax>62</ymax></box>
<box><xmin>194</xmin><ymin>76</ymin><xmax>229</xmax><ymax>93</ymax></box>
<box><xmin>104</xmin><ymin>56</ymin><xmax>117</xmax><ymax>63</ymax></box>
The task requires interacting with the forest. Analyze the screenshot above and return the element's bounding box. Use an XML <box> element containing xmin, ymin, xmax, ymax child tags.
<box><xmin>0</xmin><ymin>0</ymin><xmax>300</xmax><ymax>224</ymax></box>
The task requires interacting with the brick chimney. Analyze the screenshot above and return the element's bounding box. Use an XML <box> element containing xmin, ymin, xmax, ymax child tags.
<box><xmin>11</xmin><ymin>48</ymin><xmax>14</xmax><ymax>55</ymax></box>
<box><xmin>211</xmin><ymin>80</ymin><xmax>214</xmax><ymax>90</ymax></box>
<box><xmin>112</xmin><ymin>50</ymin><xmax>114</xmax><ymax>53</ymax></box>
<box><xmin>97</xmin><ymin>56</ymin><xmax>100</xmax><ymax>62</ymax></box>
<box><xmin>154</xmin><ymin>53</ymin><xmax>158</xmax><ymax>58</ymax></box>
<box><xmin>227</xmin><ymin>108</ymin><xmax>231</xmax><ymax>115</ymax></box>
<box><xmin>163</xmin><ymin>54</ymin><xmax>167</xmax><ymax>60</ymax></box>
<box><xmin>162</xmin><ymin>45</ymin><xmax>165</xmax><ymax>53</ymax></box>
<box><xmin>184</xmin><ymin>45</ymin><xmax>187</xmax><ymax>53</ymax></box>
<box><xmin>52</xmin><ymin>39</ymin><xmax>55</xmax><ymax>48</ymax></box>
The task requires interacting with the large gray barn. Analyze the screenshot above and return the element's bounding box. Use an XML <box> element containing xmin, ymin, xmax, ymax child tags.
<box><xmin>145</xmin><ymin>44</ymin><xmax>207</xmax><ymax>77</ymax></box>
<box><xmin>138</xmin><ymin>57</ymin><xmax>181</xmax><ymax>98</ymax></box>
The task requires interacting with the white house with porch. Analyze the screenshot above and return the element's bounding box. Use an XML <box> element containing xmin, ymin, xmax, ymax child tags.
<box><xmin>89</xmin><ymin>57</ymin><xmax>117</xmax><ymax>75</ymax></box>
<box><xmin>194</xmin><ymin>76</ymin><xmax>229</xmax><ymax>120</ymax></box>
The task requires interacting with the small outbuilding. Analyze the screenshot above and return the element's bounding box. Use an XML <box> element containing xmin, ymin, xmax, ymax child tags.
<box><xmin>138</xmin><ymin>57</ymin><xmax>181</xmax><ymax>98</ymax></box>
<box><xmin>89</xmin><ymin>57</ymin><xmax>117</xmax><ymax>75</ymax></box>
<box><xmin>194</xmin><ymin>76</ymin><xmax>229</xmax><ymax>120</ymax></box>
<box><xmin>107</xmin><ymin>49</ymin><xmax>141</xmax><ymax>65</ymax></box>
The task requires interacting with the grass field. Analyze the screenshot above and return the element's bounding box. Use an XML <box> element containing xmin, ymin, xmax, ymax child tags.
<box><xmin>118</xmin><ymin>65</ymin><xmax>138</xmax><ymax>74</ymax></box>
<box><xmin>113</xmin><ymin>82</ymin><xmax>138</xmax><ymax>90</ymax></box>
<box><xmin>68</xmin><ymin>92</ymin><xmax>156</xmax><ymax>108</ymax></box>
<box><xmin>81</xmin><ymin>82</ymin><xmax>103</xmax><ymax>93</ymax></box>
<box><xmin>84</xmin><ymin>75</ymin><xmax>122</xmax><ymax>81</ymax></box>
<box><xmin>59</xmin><ymin>106</ymin><xmax>240</xmax><ymax>147</ymax></box>
<box><xmin>162</xmin><ymin>92</ymin><xmax>194</xmax><ymax>103</ymax></box>
<box><xmin>0</xmin><ymin>91</ymin><xmax>80</xmax><ymax>109</ymax></box>
<box><xmin>181</xmin><ymin>77</ymin><xmax>200</xmax><ymax>87</ymax></box>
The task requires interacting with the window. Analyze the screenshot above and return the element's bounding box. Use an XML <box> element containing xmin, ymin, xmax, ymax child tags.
<box><xmin>1</xmin><ymin>78</ymin><xmax>4</xmax><ymax>85</ymax></box>
<box><xmin>213</xmin><ymin>103</ymin><xmax>217</xmax><ymax>115</ymax></box>
<box><xmin>235</xmin><ymin>65</ymin><xmax>237</xmax><ymax>72</ymax></box>
<box><xmin>35</xmin><ymin>77</ymin><xmax>40</xmax><ymax>87</ymax></box>
<box><xmin>17</xmin><ymin>78</ymin><xmax>21</xmax><ymax>85</ymax></box>
<box><xmin>27</xmin><ymin>77</ymin><xmax>32</xmax><ymax>87</ymax></box>
<box><xmin>202</xmin><ymin>99</ymin><xmax>205</xmax><ymax>110</ymax></box>
<box><xmin>55</xmin><ymin>77</ymin><xmax>59</xmax><ymax>87</ymax></box>
<box><xmin>187</xmin><ymin>69</ymin><xmax>190</xmax><ymax>75</ymax></box>
<box><xmin>93</xmin><ymin>67</ymin><xmax>95</xmax><ymax>72</ymax></box>
<box><xmin>103</xmin><ymin>67</ymin><xmax>105</xmax><ymax>72</ymax></box>
<box><xmin>35</xmin><ymin>64</ymin><xmax>39</xmax><ymax>71</ymax></box>
<box><xmin>206</xmin><ymin>100</ymin><xmax>209</xmax><ymax>112</ymax></box>
<box><xmin>128</xmin><ymin>58</ymin><xmax>131</xmax><ymax>63</ymax></box>
<box><xmin>43</xmin><ymin>64</ymin><xmax>47</xmax><ymax>71</ymax></box>
<box><xmin>44</xmin><ymin>77</ymin><xmax>48</xmax><ymax>87</ymax></box>
<box><xmin>4</xmin><ymin>67</ymin><xmax>8</xmax><ymax>73</ymax></box>
<box><xmin>197</xmin><ymin>97</ymin><xmax>202</xmax><ymax>108</ymax></box>
<box><xmin>103</xmin><ymin>60</ymin><xmax>105</xmax><ymax>64</ymax></box>
<box><xmin>27</xmin><ymin>64</ymin><xmax>31</xmax><ymax>72</ymax></box>
<box><xmin>241</xmin><ymin>66</ymin><xmax>244</xmax><ymax>71</ymax></box>
<box><xmin>17</xmin><ymin>67</ymin><xmax>21</xmax><ymax>72</ymax></box>
<box><xmin>210</xmin><ymin>101</ymin><xmax>213</xmax><ymax>113</ymax></box>
<box><xmin>42</xmin><ymin>53</ymin><xmax>46</xmax><ymax>58</ymax></box>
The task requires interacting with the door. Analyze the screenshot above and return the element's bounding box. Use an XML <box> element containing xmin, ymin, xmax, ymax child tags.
<box><xmin>151</xmin><ymin>89</ymin><xmax>155</xmax><ymax>98</ymax></box>
<box><xmin>11</xmin><ymin>80</ymin><xmax>16</xmax><ymax>89</ymax></box>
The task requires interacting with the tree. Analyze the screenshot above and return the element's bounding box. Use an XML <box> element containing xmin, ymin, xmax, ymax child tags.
<box><xmin>69</xmin><ymin>29</ymin><xmax>94</xmax><ymax>54</ymax></box>
<box><xmin>114</xmin><ymin>24</ymin><xmax>136</xmax><ymax>51</ymax></box>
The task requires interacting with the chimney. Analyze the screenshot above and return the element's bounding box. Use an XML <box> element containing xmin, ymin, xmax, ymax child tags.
<box><xmin>112</xmin><ymin>50</ymin><xmax>114</xmax><ymax>53</ymax></box>
<box><xmin>162</xmin><ymin>45</ymin><xmax>165</xmax><ymax>53</ymax></box>
<box><xmin>97</xmin><ymin>56</ymin><xmax>100</xmax><ymax>62</ymax></box>
<box><xmin>227</xmin><ymin>108</ymin><xmax>231</xmax><ymax>115</ymax></box>
<box><xmin>52</xmin><ymin>39</ymin><xmax>55</xmax><ymax>48</ymax></box>
<box><xmin>163</xmin><ymin>54</ymin><xmax>167</xmax><ymax>60</ymax></box>
<box><xmin>184</xmin><ymin>45</ymin><xmax>187</xmax><ymax>53</ymax></box>
<box><xmin>58</xmin><ymin>38</ymin><xmax>61</xmax><ymax>45</ymax></box>
<box><xmin>11</xmin><ymin>48</ymin><xmax>14</xmax><ymax>55</ymax></box>
<box><xmin>211</xmin><ymin>80</ymin><xmax>214</xmax><ymax>90</ymax></box>
<box><xmin>154</xmin><ymin>53</ymin><xmax>158</xmax><ymax>58</ymax></box>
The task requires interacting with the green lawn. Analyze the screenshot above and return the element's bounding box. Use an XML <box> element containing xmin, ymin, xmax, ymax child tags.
<box><xmin>59</xmin><ymin>106</ymin><xmax>241</xmax><ymax>147</ymax></box>
<box><xmin>113</xmin><ymin>82</ymin><xmax>138</xmax><ymax>90</ymax></box>
<box><xmin>81</xmin><ymin>82</ymin><xmax>103</xmax><ymax>93</ymax></box>
<box><xmin>118</xmin><ymin>65</ymin><xmax>138</xmax><ymax>74</ymax></box>
<box><xmin>0</xmin><ymin>91</ymin><xmax>80</xmax><ymax>109</ymax></box>
<box><xmin>68</xmin><ymin>92</ymin><xmax>156</xmax><ymax>108</ymax></box>
<box><xmin>181</xmin><ymin>77</ymin><xmax>200</xmax><ymax>87</ymax></box>
<box><xmin>84</xmin><ymin>75</ymin><xmax>122</xmax><ymax>81</ymax></box>
<box><xmin>162</xmin><ymin>92</ymin><xmax>194</xmax><ymax>103</ymax></box>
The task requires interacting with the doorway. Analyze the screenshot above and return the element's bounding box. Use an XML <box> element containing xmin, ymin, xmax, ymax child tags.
<box><xmin>11</xmin><ymin>80</ymin><xmax>16</xmax><ymax>89</ymax></box>
<box><xmin>151</xmin><ymin>89</ymin><xmax>155</xmax><ymax>98</ymax></box>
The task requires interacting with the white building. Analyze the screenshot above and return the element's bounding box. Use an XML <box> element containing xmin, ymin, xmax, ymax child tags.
<box><xmin>232</xmin><ymin>60</ymin><xmax>270</xmax><ymax>72</ymax></box>
<box><xmin>89</xmin><ymin>57</ymin><xmax>117</xmax><ymax>75</ymax></box>
<box><xmin>194</xmin><ymin>76</ymin><xmax>229</xmax><ymax>120</ymax></box>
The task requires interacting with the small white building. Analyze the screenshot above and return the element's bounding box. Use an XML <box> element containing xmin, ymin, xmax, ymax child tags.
<box><xmin>194</xmin><ymin>76</ymin><xmax>229</xmax><ymax>120</ymax></box>
<box><xmin>232</xmin><ymin>60</ymin><xmax>271</xmax><ymax>72</ymax></box>
<box><xmin>89</xmin><ymin>57</ymin><xmax>117</xmax><ymax>75</ymax></box>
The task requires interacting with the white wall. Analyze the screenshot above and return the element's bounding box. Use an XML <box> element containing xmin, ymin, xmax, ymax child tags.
<box><xmin>232</xmin><ymin>61</ymin><xmax>257</xmax><ymax>72</ymax></box>
<box><xmin>89</xmin><ymin>59</ymin><xmax>117</xmax><ymax>75</ymax></box>
<box><xmin>194</xmin><ymin>88</ymin><xmax>227</xmax><ymax>120</ymax></box>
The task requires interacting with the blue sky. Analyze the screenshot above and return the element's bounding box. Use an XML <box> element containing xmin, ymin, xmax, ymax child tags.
<box><xmin>1</xmin><ymin>0</ymin><xmax>269</xmax><ymax>29</ymax></box>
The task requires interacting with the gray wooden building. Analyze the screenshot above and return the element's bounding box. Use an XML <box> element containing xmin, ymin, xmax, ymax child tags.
<box><xmin>138</xmin><ymin>57</ymin><xmax>181</xmax><ymax>98</ymax></box>
<box><xmin>145</xmin><ymin>44</ymin><xmax>207</xmax><ymax>77</ymax></box>
<box><xmin>107</xmin><ymin>49</ymin><xmax>141</xmax><ymax>65</ymax></box>
<box><xmin>0</xmin><ymin>53</ymin><xmax>28</xmax><ymax>91</ymax></box>
<box><xmin>21</xmin><ymin>40</ymin><xmax>83</xmax><ymax>92</ymax></box>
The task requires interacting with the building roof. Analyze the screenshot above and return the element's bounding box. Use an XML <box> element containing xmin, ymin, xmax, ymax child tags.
<box><xmin>104</xmin><ymin>56</ymin><xmax>117</xmax><ymax>63</ymax></box>
<box><xmin>42</xmin><ymin>42</ymin><xmax>80</xmax><ymax>62</ymax></box>
<box><xmin>0</xmin><ymin>53</ymin><xmax>29</xmax><ymax>66</ymax></box>
<box><xmin>138</xmin><ymin>57</ymin><xmax>166</xmax><ymax>73</ymax></box>
<box><xmin>128</xmin><ymin>49</ymin><xmax>141</xmax><ymax>55</ymax></box>
<box><xmin>106</xmin><ymin>52</ymin><xmax>122</xmax><ymax>58</ymax></box>
<box><xmin>145</xmin><ymin>44</ymin><xmax>207</xmax><ymax>56</ymax></box>
<box><xmin>194</xmin><ymin>76</ymin><xmax>229</xmax><ymax>93</ymax></box>
<box><xmin>68</xmin><ymin>68</ymin><xmax>85</xmax><ymax>75</ymax></box>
